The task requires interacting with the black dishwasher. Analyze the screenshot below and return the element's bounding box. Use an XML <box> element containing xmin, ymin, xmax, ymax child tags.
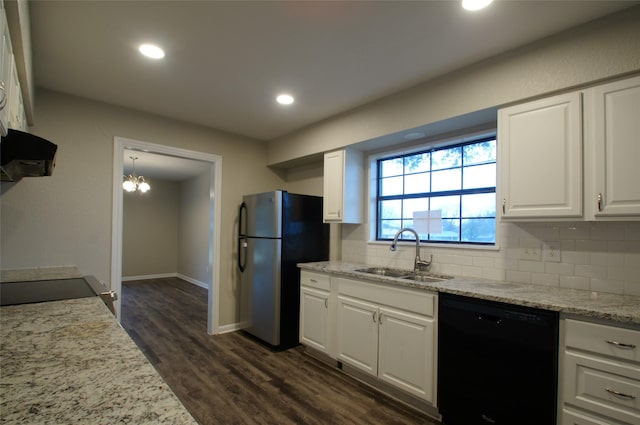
<box><xmin>438</xmin><ymin>293</ymin><xmax>559</xmax><ymax>425</ymax></box>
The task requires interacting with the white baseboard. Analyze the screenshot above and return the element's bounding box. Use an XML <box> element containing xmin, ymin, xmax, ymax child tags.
<box><xmin>122</xmin><ymin>272</ymin><xmax>177</xmax><ymax>282</ymax></box>
<box><xmin>122</xmin><ymin>272</ymin><xmax>208</xmax><ymax>290</ymax></box>
<box><xmin>176</xmin><ymin>274</ymin><xmax>208</xmax><ymax>289</ymax></box>
<box><xmin>216</xmin><ymin>322</ymin><xmax>243</xmax><ymax>334</ymax></box>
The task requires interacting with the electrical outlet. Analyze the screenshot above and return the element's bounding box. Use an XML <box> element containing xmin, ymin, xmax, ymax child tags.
<box><xmin>520</xmin><ymin>241</ymin><xmax>542</xmax><ymax>261</ymax></box>
<box><xmin>543</xmin><ymin>241</ymin><xmax>561</xmax><ymax>262</ymax></box>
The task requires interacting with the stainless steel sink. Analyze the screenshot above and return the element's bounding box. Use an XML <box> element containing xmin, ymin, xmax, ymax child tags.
<box><xmin>401</xmin><ymin>273</ymin><xmax>454</xmax><ymax>283</ymax></box>
<box><xmin>355</xmin><ymin>267</ymin><xmax>414</xmax><ymax>278</ymax></box>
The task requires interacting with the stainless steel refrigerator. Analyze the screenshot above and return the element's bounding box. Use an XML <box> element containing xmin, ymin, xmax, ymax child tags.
<box><xmin>238</xmin><ymin>190</ymin><xmax>329</xmax><ymax>349</ymax></box>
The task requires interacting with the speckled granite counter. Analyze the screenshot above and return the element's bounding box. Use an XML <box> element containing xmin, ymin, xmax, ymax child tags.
<box><xmin>299</xmin><ymin>261</ymin><xmax>640</xmax><ymax>326</ymax></box>
<box><xmin>0</xmin><ymin>297</ymin><xmax>197</xmax><ymax>424</ymax></box>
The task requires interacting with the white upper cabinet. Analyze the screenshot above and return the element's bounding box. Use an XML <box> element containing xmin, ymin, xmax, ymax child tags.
<box><xmin>499</xmin><ymin>74</ymin><xmax>640</xmax><ymax>221</ymax></box>
<box><xmin>585</xmin><ymin>75</ymin><xmax>640</xmax><ymax>219</ymax></box>
<box><xmin>323</xmin><ymin>149</ymin><xmax>364</xmax><ymax>223</ymax></box>
<box><xmin>498</xmin><ymin>92</ymin><xmax>583</xmax><ymax>219</ymax></box>
<box><xmin>0</xmin><ymin>8</ymin><xmax>12</xmax><ymax>136</ymax></box>
<box><xmin>0</xmin><ymin>5</ymin><xmax>26</xmax><ymax>136</ymax></box>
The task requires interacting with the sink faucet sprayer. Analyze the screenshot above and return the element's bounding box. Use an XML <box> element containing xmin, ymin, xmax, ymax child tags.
<box><xmin>389</xmin><ymin>228</ymin><xmax>433</xmax><ymax>272</ymax></box>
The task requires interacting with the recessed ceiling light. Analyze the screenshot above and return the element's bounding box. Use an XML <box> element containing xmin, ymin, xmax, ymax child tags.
<box><xmin>276</xmin><ymin>94</ymin><xmax>294</xmax><ymax>105</ymax></box>
<box><xmin>139</xmin><ymin>44</ymin><xmax>165</xmax><ymax>59</ymax></box>
<box><xmin>462</xmin><ymin>0</ymin><xmax>493</xmax><ymax>11</ymax></box>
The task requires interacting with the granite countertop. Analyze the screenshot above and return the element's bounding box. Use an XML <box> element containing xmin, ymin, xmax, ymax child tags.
<box><xmin>0</xmin><ymin>297</ymin><xmax>197</xmax><ymax>424</ymax></box>
<box><xmin>299</xmin><ymin>261</ymin><xmax>640</xmax><ymax>326</ymax></box>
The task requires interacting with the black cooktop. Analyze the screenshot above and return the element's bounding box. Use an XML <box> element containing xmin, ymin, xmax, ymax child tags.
<box><xmin>0</xmin><ymin>278</ymin><xmax>97</xmax><ymax>306</ymax></box>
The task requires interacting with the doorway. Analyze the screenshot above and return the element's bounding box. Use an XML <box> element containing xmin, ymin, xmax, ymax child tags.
<box><xmin>111</xmin><ymin>137</ymin><xmax>223</xmax><ymax>334</ymax></box>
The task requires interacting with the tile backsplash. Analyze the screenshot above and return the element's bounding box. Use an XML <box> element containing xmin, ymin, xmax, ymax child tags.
<box><xmin>341</xmin><ymin>221</ymin><xmax>640</xmax><ymax>296</ymax></box>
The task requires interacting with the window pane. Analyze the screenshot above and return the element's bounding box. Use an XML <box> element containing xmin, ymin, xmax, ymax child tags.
<box><xmin>379</xmin><ymin>220</ymin><xmax>402</xmax><ymax>239</ymax></box>
<box><xmin>432</xmin><ymin>168</ymin><xmax>461</xmax><ymax>192</ymax></box>
<box><xmin>430</xmin><ymin>195</ymin><xmax>460</xmax><ymax>218</ymax></box>
<box><xmin>429</xmin><ymin>218</ymin><xmax>460</xmax><ymax>242</ymax></box>
<box><xmin>461</xmin><ymin>193</ymin><xmax>496</xmax><ymax>218</ymax></box>
<box><xmin>380</xmin><ymin>199</ymin><xmax>401</xmax><ymax>219</ymax></box>
<box><xmin>463</xmin><ymin>163</ymin><xmax>496</xmax><ymax>189</ymax></box>
<box><xmin>376</xmin><ymin>136</ymin><xmax>496</xmax><ymax>245</ymax></box>
<box><xmin>380</xmin><ymin>158</ymin><xmax>403</xmax><ymax>177</ymax></box>
<box><xmin>404</xmin><ymin>153</ymin><xmax>430</xmax><ymax>174</ymax></box>
<box><xmin>403</xmin><ymin>198</ymin><xmax>429</xmax><ymax>218</ymax></box>
<box><xmin>464</xmin><ymin>140</ymin><xmax>496</xmax><ymax>166</ymax></box>
<box><xmin>432</xmin><ymin>146</ymin><xmax>461</xmax><ymax>170</ymax></box>
<box><xmin>404</xmin><ymin>172</ymin><xmax>430</xmax><ymax>194</ymax></box>
<box><xmin>461</xmin><ymin>218</ymin><xmax>496</xmax><ymax>243</ymax></box>
<box><xmin>380</xmin><ymin>176</ymin><xmax>403</xmax><ymax>196</ymax></box>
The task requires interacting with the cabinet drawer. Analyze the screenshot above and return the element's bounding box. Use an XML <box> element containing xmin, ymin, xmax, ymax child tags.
<box><xmin>562</xmin><ymin>407</ymin><xmax>627</xmax><ymax>425</ymax></box>
<box><xmin>566</xmin><ymin>319</ymin><xmax>640</xmax><ymax>362</ymax></box>
<box><xmin>564</xmin><ymin>351</ymin><xmax>640</xmax><ymax>424</ymax></box>
<box><xmin>337</xmin><ymin>277</ymin><xmax>435</xmax><ymax>317</ymax></box>
<box><xmin>300</xmin><ymin>271</ymin><xmax>331</xmax><ymax>291</ymax></box>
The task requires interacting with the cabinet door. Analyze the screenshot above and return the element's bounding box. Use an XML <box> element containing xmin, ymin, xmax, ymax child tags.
<box><xmin>378</xmin><ymin>306</ymin><xmax>435</xmax><ymax>403</ymax></box>
<box><xmin>323</xmin><ymin>150</ymin><xmax>345</xmax><ymax>221</ymax></box>
<box><xmin>499</xmin><ymin>92</ymin><xmax>582</xmax><ymax>218</ymax></box>
<box><xmin>299</xmin><ymin>286</ymin><xmax>330</xmax><ymax>354</ymax></box>
<box><xmin>336</xmin><ymin>295</ymin><xmax>378</xmax><ymax>376</ymax></box>
<box><xmin>0</xmin><ymin>9</ymin><xmax>12</xmax><ymax>136</ymax></box>
<box><xmin>586</xmin><ymin>75</ymin><xmax>640</xmax><ymax>218</ymax></box>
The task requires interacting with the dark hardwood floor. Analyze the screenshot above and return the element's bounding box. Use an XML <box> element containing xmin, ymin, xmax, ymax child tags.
<box><xmin>121</xmin><ymin>277</ymin><xmax>439</xmax><ymax>425</ymax></box>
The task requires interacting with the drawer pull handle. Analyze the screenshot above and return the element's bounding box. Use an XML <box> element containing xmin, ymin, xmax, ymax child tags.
<box><xmin>605</xmin><ymin>388</ymin><xmax>636</xmax><ymax>400</ymax></box>
<box><xmin>605</xmin><ymin>340</ymin><xmax>636</xmax><ymax>349</ymax></box>
<box><xmin>310</xmin><ymin>279</ymin><xmax>317</xmax><ymax>283</ymax></box>
<box><xmin>324</xmin><ymin>299</ymin><xmax>328</xmax><ymax>309</ymax></box>
<box><xmin>372</xmin><ymin>311</ymin><xmax>377</xmax><ymax>323</ymax></box>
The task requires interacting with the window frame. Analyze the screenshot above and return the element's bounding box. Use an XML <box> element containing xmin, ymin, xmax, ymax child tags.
<box><xmin>375</xmin><ymin>135</ymin><xmax>497</xmax><ymax>246</ymax></box>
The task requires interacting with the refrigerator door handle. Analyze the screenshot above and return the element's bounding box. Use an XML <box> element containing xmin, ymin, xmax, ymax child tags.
<box><xmin>238</xmin><ymin>202</ymin><xmax>248</xmax><ymax>272</ymax></box>
<box><xmin>238</xmin><ymin>202</ymin><xmax>247</xmax><ymax>237</ymax></box>
<box><xmin>238</xmin><ymin>237</ymin><xmax>247</xmax><ymax>272</ymax></box>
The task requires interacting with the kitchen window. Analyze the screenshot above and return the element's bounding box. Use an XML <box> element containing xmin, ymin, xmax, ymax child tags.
<box><xmin>376</xmin><ymin>136</ymin><xmax>496</xmax><ymax>245</ymax></box>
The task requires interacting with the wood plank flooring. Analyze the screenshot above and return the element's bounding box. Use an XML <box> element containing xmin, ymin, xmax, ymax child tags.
<box><xmin>121</xmin><ymin>277</ymin><xmax>439</xmax><ymax>425</ymax></box>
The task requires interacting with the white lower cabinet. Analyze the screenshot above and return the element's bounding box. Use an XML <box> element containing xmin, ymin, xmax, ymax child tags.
<box><xmin>336</xmin><ymin>277</ymin><xmax>437</xmax><ymax>404</ymax></box>
<box><xmin>299</xmin><ymin>271</ymin><xmax>333</xmax><ymax>356</ymax></box>
<box><xmin>560</xmin><ymin>318</ymin><xmax>640</xmax><ymax>425</ymax></box>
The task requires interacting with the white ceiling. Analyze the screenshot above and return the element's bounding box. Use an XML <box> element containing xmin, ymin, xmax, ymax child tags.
<box><xmin>31</xmin><ymin>1</ymin><xmax>637</xmax><ymax>180</ymax></box>
<box><xmin>32</xmin><ymin>0</ymin><xmax>636</xmax><ymax>145</ymax></box>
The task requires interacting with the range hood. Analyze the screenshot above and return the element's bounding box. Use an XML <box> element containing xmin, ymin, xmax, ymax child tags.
<box><xmin>1</xmin><ymin>129</ymin><xmax>57</xmax><ymax>182</ymax></box>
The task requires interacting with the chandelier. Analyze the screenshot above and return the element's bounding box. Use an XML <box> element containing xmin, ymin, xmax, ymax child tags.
<box><xmin>122</xmin><ymin>156</ymin><xmax>150</xmax><ymax>193</ymax></box>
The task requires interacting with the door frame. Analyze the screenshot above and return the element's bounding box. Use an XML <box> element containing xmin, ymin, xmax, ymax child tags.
<box><xmin>111</xmin><ymin>136</ymin><xmax>223</xmax><ymax>334</ymax></box>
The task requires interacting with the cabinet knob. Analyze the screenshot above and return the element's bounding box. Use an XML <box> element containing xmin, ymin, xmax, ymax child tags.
<box><xmin>597</xmin><ymin>193</ymin><xmax>603</xmax><ymax>212</ymax></box>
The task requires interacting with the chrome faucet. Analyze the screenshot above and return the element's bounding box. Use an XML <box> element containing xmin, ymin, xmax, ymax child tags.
<box><xmin>389</xmin><ymin>228</ymin><xmax>432</xmax><ymax>272</ymax></box>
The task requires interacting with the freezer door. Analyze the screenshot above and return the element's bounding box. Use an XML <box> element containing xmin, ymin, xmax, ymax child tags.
<box><xmin>242</xmin><ymin>191</ymin><xmax>282</xmax><ymax>238</ymax></box>
<box><xmin>240</xmin><ymin>237</ymin><xmax>282</xmax><ymax>346</ymax></box>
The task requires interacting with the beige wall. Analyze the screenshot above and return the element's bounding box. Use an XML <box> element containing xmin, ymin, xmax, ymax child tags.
<box><xmin>178</xmin><ymin>170</ymin><xmax>211</xmax><ymax>285</ymax></box>
<box><xmin>267</xmin><ymin>6</ymin><xmax>640</xmax><ymax>166</ymax></box>
<box><xmin>122</xmin><ymin>179</ymin><xmax>180</xmax><ymax>277</ymax></box>
<box><xmin>0</xmin><ymin>89</ymin><xmax>287</xmax><ymax>326</ymax></box>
